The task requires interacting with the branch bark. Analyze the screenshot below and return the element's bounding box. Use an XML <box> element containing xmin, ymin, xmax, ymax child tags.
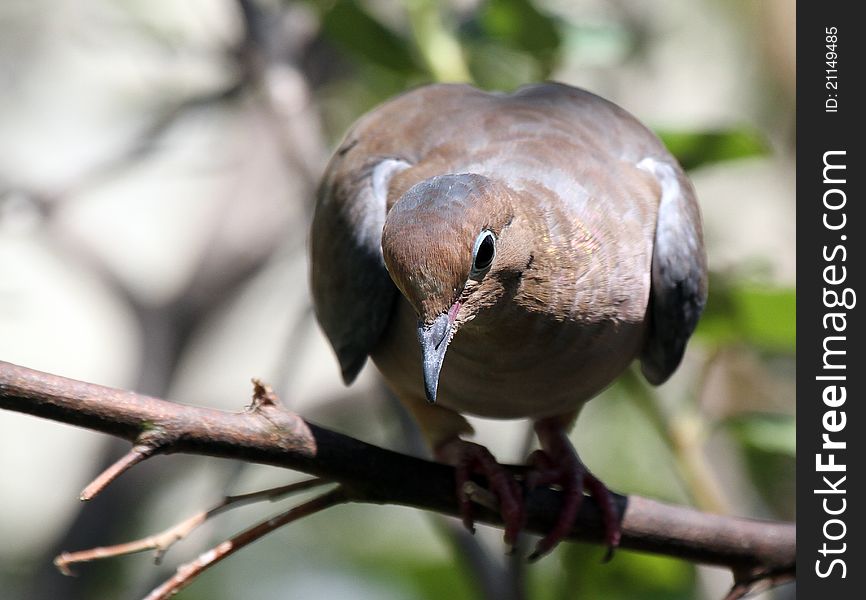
<box><xmin>0</xmin><ymin>360</ymin><xmax>795</xmax><ymax>585</ymax></box>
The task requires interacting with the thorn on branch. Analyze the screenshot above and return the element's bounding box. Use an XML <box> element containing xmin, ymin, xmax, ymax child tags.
<box><xmin>724</xmin><ymin>565</ymin><xmax>796</xmax><ymax>600</ymax></box>
<box><xmin>248</xmin><ymin>378</ymin><xmax>282</xmax><ymax>411</ymax></box>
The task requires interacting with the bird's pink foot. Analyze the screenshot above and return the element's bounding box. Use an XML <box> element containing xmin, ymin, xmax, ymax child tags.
<box><xmin>527</xmin><ymin>418</ymin><xmax>621</xmax><ymax>561</ymax></box>
<box><xmin>435</xmin><ymin>438</ymin><xmax>525</xmax><ymax>548</ymax></box>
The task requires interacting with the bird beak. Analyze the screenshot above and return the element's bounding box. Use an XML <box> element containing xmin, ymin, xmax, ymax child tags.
<box><xmin>418</xmin><ymin>310</ymin><xmax>455</xmax><ymax>404</ymax></box>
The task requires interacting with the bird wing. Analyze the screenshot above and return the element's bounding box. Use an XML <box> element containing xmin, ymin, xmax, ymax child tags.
<box><xmin>310</xmin><ymin>84</ymin><xmax>488</xmax><ymax>384</ymax></box>
<box><xmin>311</xmin><ymin>146</ymin><xmax>411</xmax><ymax>383</ymax></box>
<box><xmin>637</xmin><ymin>158</ymin><xmax>708</xmax><ymax>384</ymax></box>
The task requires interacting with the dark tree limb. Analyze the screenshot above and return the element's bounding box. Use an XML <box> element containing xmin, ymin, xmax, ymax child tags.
<box><xmin>0</xmin><ymin>360</ymin><xmax>795</xmax><ymax>590</ymax></box>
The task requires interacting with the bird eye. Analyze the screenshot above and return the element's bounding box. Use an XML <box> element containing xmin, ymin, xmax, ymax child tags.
<box><xmin>471</xmin><ymin>230</ymin><xmax>496</xmax><ymax>276</ymax></box>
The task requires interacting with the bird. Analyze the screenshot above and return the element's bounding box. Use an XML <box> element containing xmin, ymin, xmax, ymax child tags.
<box><xmin>309</xmin><ymin>82</ymin><xmax>707</xmax><ymax>559</ymax></box>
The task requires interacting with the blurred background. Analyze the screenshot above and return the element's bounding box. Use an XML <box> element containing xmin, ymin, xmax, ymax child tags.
<box><xmin>0</xmin><ymin>0</ymin><xmax>794</xmax><ymax>598</ymax></box>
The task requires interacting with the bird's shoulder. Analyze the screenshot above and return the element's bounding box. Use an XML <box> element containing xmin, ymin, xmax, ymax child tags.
<box><xmin>329</xmin><ymin>83</ymin><xmax>667</xmax><ymax>179</ymax></box>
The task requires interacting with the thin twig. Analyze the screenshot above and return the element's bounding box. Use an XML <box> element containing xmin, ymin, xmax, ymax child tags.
<box><xmin>80</xmin><ymin>444</ymin><xmax>155</xmax><ymax>501</ymax></box>
<box><xmin>142</xmin><ymin>487</ymin><xmax>348</xmax><ymax>600</ymax></box>
<box><xmin>55</xmin><ymin>478</ymin><xmax>330</xmax><ymax>574</ymax></box>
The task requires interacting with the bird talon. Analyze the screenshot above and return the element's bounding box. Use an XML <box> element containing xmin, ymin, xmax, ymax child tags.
<box><xmin>585</xmin><ymin>471</ymin><xmax>622</xmax><ymax>552</ymax></box>
<box><xmin>460</xmin><ymin>507</ymin><xmax>476</xmax><ymax>535</ymax></box>
<box><xmin>438</xmin><ymin>439</ymin><xmax>525</xmax><ymax>548</ymax></box>
<box><xmin>525</xmin><ymin>418</ymin><xmax>622</xmax><ymax>560</ymax></box>
<box><xmin>456</xmin><ymin>472</ymin><xmax>476</xmax><ymax>534</ymax></box>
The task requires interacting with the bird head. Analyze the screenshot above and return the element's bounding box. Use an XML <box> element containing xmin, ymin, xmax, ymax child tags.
<box><xmin>381</xmin><ymin>173</ymin><xmax>523</xmax><ymax>403</ymax></box>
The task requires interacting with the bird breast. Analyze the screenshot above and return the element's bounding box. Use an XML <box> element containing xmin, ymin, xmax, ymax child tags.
<box><xmin>372</xmin><ymin>269</ymin><xmax>649</xmax><ymax>421</ymax></box>
<box><xmin>372</xmin><ymin>165</ymin><xmax>658</xmax><ymax>419</ymax></box>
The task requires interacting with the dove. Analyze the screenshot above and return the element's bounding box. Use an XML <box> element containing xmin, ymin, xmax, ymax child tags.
<box><xmin>309</xmin><ymin>82</ymin><xmax>707</xmax><ymax>559</ymax></box>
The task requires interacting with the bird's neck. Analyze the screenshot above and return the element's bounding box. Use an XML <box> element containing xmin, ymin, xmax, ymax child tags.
<box><xmin>506</xmin><ymin>187</ymin><xmax>601</xmax><ymax>322</ymax></box>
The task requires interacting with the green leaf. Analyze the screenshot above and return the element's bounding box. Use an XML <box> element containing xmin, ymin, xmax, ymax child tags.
<box><xmin>480</xmin><ymin>0</ymin><xmax>561</xmax><ymax>54</ymax></box>
<box><xmin>354</xmin><ymin>554</ymin><xmax>476</xmax><ymax>600</ymax></box>
<box><xmin>726</xmin><ymin>413</ymin><xmax>796</xmax><ymax>456</ymax></box>
<box><xmin>460</xmin><ymin>0</ymin><xmax>562</xmax><ymax>88</ymax></box>
<box><xmin>725</xmin><ymin>413</ymin><xmax>796</xmax><ymax>517</ymax></box>
<box><xmin>734</xmin><ymin>287</ymin><xmax>796</xmax><ymax>350</ymax></box>
<box><xmin>320</xmin><ymin>0</ymin><xmax>422</xmax><ymax>75</ymax></box>
<box><xmin>556</xmin><ymin>543</ymin><xmax>696</xmax><ymax>600</ymax></box>
<box><xmin>695</xmin><ymin>283</ymin><xmax>795</xmax><ymax>352</ymax></box>
<box><xmin>657</xmin><ymin>129</ymin><xmax>770</xmax><ymax>171</ymax></box>
<box><xmin>464</xmin><ymin>40</ymin><xmax>547</xmax><ymax>90</ymax></box>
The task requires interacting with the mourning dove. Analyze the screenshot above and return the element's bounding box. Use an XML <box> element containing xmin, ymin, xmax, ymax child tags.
<box><xmin>310</xmin><ymin>82</ymin><xmax>707</xmax><ymax>558</ymax></box>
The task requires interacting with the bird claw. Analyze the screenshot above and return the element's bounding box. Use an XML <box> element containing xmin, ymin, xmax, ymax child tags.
<box><xmin>436</xmin><ymin>439</ymin><xmax>525</xmax><ymax>547</ymax></box>
<box><xmin>527</xmin><ymin>420</ymin><xmax>622</xmax><ymax>560</ymax></box>
<box><xmin>436</xmin><ymin>432</ymin><xmax>620</xmax><ymax>561</ymax></box>
<box><xmin>584</xmin><ymin>469</ymin><xmax>622</xmax><ymax>555</ymax></box>
<box><xmin>525</xmin><ymin>448</ymin><xmax>584</xmax><ymax>559</ymax></box>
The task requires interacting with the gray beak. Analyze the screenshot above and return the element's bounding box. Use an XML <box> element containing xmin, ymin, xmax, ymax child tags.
<box><xmin>418</xmin><ymin>312</ymin><xmax>454</xmax><ymax>404</ymax></box>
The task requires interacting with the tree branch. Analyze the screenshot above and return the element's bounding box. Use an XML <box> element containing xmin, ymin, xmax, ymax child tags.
<box><xmin>54</xmin><ymin>478</ymin><xmax>330</xmax><ymax>575</ymax></box>
<box><xmin>142</xmin><ymin>487</ymin><xmax>347</xmax><ymax>600</ymax></box>
<box><xmin>0</xmin><ymin>360</ymin><xmax>795</xmax><ymax>586</ymax></box>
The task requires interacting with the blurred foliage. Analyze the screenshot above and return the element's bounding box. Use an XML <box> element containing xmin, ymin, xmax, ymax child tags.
<box><xmin>658</xmin><ymin>129</ymin><xmax>771</xmax><ymax>171</ymax></box>
<box><xmin>461</xmin><ymin>0</ymin><xmax>562</xmax><ymax>88</ymax></box>
<box><xmin>314</xmin><ymin>0</ymin><xmax>773</xmax><ymax>177</ymax></box>
<box><xmin>320</xmin><ymin>1</ymin><xmax>422</xmax><ymax>76</ymax></box>
<box><xmin>726</xmin><ymin>413</ymin><xmax>795</xmax><ymax>457</ymax></box>
<box><xmin>312</xmin><ymin>0</ymin><xmax>568</xmax><ymax>136</ymax></box>
<box><xmin>556</xmin><ymin>543</ymin><xmax>696</xmax><ymax>600</ymax></box>
<box><xmin>477</xmin><ymin>0</ymin><xmax>561</xmax><ymax>65</ymax></box>
<box><xmin>696</xmin><ymin>282</ymin><xmax>795</xmax><ymax>352</ymax></box>
<box><xmin>695</xmin><ymin>276</ymin><xmax>795</xmax><ymax>521</ymax></box>
<box><xmin>356</xmin><ymin>555</ymin><xmax>477</xmax><ymax>600</ymax></box>
<box><xmin>725</xmin><ymin>413</ymin><xmax>796</xmax><ymax>518</ymax></box>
